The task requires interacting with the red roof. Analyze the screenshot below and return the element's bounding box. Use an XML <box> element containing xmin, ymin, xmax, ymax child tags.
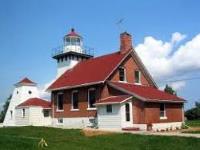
<box><xmin>96</xmin><ymin>95</ymin><xmax>132</xmax><ymax>105</ymax></box>
<box><xmin>16</xmin><ymin>77</ymin><xmax>36</xmax><ymax>85</ymax></box>
<box><xmin>66</xmin><ymin>28</ymin><xmax>80</xmax><ymax>37</ymax></box>
<box><xmin>48</xmin><ymin>51</ymin><xmax>129</xmax><ymax>90</ymax></box>
<box><xmin>109</xmin><ymin>82</ymin><xmax>185</xmax><ymax>102</ymax></box>
<box><xmin>17</xmin><ymin>98</ymin><xmax>51</xmax><ymax>108</ymax></box>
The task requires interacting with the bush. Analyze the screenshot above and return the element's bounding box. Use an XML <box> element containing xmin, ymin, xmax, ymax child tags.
<box><xmin>185</xmin><ymin>102</ymin><xmax>200</xmax><ymax>120</ymax></box>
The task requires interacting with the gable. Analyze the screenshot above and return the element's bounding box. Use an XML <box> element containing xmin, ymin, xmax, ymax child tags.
<box><xmin>108</xmin><ymin>50</ymin><xmax>157</xmax><ymax>87</ymax></box>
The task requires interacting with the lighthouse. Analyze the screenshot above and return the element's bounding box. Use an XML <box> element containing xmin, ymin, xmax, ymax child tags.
<box><xmin>52</xmin><ymin>28</ymin><xmax>93</xmax><ymax>77</ymax></box>
<box><xmin>3</xmin><ymin>78</ymin><xmax>39</xmax><ymax>126</ymax></box>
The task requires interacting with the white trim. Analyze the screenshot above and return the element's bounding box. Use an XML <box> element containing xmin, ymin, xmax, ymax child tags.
<box><xmin>130</xmin><ymin>50</ymin><xmax>158</xmax><ymax>88</ymax></box>
<box><xmin>71</xmin><ymin>90</ymin><xmax>79</xmax><ymax>110</ymax></box>
<box><xmin>87</xmin><ymin>88</ymin><xmax>96</xmax><ymax>109</ymax></box>
<box><xmin>95</xmin><ymin>96</ymin><xmax>132</xmax><ymax>106</ymax></box>
<box><xmin>134</xmin><ymin>70</ymin><xmax>141</xmax><ymax>84</ymax></box>
<box><xmin>47</xmin><ymin>81</ymin><xmax>103</xmax><ymax>92</ymax></box>
<box><xmin>56</xmin><ymin>93</ymin><xmax>64</xmax><ymax>112</ymax></box>
<box><xmin>160</xmin><ymin>103</ymin><xmax>166</xmax><ymax>119</ymax></box>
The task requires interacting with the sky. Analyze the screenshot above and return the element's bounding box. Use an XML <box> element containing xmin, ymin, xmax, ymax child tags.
<box><xmin>0</xmin><ymin>0</ymin><xmax>200</xmax><ymax>110</ymax></box>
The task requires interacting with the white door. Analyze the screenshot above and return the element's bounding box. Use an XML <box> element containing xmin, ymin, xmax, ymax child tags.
<box><xmin>121</xmin><ymin>101</ymin><xmax>133</xmax><ymax>128</ymax></box>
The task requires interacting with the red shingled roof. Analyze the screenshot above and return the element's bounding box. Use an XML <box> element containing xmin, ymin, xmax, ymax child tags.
<box><xmin>17</xmin><ymin>98</ymin><xmax>51</xmax><ymax>108</ymax></box>
<box><xmin>96</xmin><ymin>95</ymin><xmax>132</xmax><ymax>105</ymax></box>
<box><xmin>16</xmin><ymin>77</ymin><xmax>36</xmax><ymax>85</ymax></box>
<box><xmin>109</xmin><ymin>82</ymin><xmax>185</xmax><ymax>102</ymax></box>
<box><xmin>66</xmin><ymin>28</ymin><xmax>80</xmax><ymax>37</ymax></box>
<box><xmin>48</xmin><ymin>51</ymin><xmax>129</xmax><ymax>90</ymax></box>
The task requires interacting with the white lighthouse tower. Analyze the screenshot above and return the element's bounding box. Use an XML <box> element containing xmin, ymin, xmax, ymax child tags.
<box><xmin>3</xmin><ymin>78</ymin><xmax>39</xmax><ymax>126</ymax></box>
<box><xmin>52</xmin><ymin>28</ymin><xmax>93</xmax><ymax>77</ymax></box>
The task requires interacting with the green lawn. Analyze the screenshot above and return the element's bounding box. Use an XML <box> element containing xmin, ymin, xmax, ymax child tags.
<box><xmin>0</xmin><ymin>127</ymin><xmax>200</xmax><ymax>150</ymax></box>
<box><xmin>185</xmin><ymin>120</ymin><xmax>200</xmax><ymax>127</ymax></box>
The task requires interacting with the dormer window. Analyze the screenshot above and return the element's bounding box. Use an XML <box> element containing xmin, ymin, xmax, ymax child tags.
<box><xmin>119</xmin><ymin>67</ymin><xmax>126</xmax><ymax>82</ymax></box>
<box><xmin>134</xmin><ymin>70</ymin><xmax>141</xmax><ymax>84</ymax></box>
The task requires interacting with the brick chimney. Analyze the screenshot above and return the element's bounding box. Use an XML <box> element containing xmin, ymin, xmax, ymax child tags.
<box><xmin>120</xmin><ymin>32</ymin><xmax>133</xmax><ymax>54</ymax></box>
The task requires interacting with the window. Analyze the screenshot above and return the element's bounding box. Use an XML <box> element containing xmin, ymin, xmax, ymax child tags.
<box><xmin>22</xmin><ymin>109</ymin><xmax>25</xmax><ymax>118</ymax></box>
<box><xmin>88</xmin><ymin>88</ymin><xmax>96</xmax><ymax>109</ymax></box>
<box><xmin>125</xmin><ymin>103</ymin><xmax>130</xmax><ymax>121</ymax></box>
<box><xmin>10</xmin><ymin>110</ymin><xmax>13</xmax><ymax>119</ymax></box>
<box><xmin>57</xmin><ymin>93</ymin><xmax>64</xmax><ymax>111</ymax></box>
<box><xmin>160</xmin><ymin>103</ymin><xmax>166</xmax><ymax>119</ymax></box>
<box><xmin>28</xmin><ymin>90</ymin><xmax>32</xmax><ymax>95</ymax></box>
<box><xmin>134</xmin><ymin>70</ymin><xmax>141</xmax><ymax>84</ymax></box>
<box><xmin>71</xmin><ymin>91</ymin><xmax>79</xmax><ymax>110</ymax></box>
<box><xmin>119</xmin><ymin>67</ymin><xmax>126</xmax><ymax>81</ymax></box>
<box><xmin>58</xmin><ymin>118</ymin><xmax>63</xmax><ymax>124</ymax></box>
<box><xmin>43</xmin><ymin>110</ymin><xmax>50</xmax><ymax>117</ymax></box>
<box><xmin>106</xmin><ymin>105</ymin><xmax>112</xmax><ymax>113</ymax></box>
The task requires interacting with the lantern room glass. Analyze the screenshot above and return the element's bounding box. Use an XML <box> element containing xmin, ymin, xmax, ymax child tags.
<box><xmin>64</xmin><ymin>36</ymin><xmax>81</xmax><ymax>46</ymax></box>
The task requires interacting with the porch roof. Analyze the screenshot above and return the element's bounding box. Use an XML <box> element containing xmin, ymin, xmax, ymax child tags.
<box><xmin>95</xmin><ymin>95</ymin><xmax>132</xmax><ymax>105</ymax></box>
<box><xmin>108</xmin><ymin>81</ymin><xmax>185</xmax><ymax>103</ymax></box>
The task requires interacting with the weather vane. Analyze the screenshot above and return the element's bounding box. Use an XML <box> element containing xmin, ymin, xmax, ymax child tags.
<box><xmin>116</xmin><ymin>18</ymin><xmax>125</xmax><ymax>32</ymax></box>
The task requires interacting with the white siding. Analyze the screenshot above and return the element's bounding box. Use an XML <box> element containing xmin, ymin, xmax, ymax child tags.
<box><xmin>97</xmin><ymin>104</ymin><xmax>121</xmax><ymax>129</ymax></box>
<box><xmin>3</xmin><ymin>84</ymin><xmax>39</xmax><ymax>126</ymax></box>
<box><xmin>15</xmin><ymin>107</ymin><xmax>52</xmax><ymax>126</ymax></box>
<box><xmin>15</xmin><ymin>108</ymin><xmax>29</xmax><ymax>126</ymax></box>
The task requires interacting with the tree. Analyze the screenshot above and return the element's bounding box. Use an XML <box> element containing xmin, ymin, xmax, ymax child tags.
<box><xmin>164</xmin><ymin>84</ymin><xmax>176</xmax><ymax>95</ymax></box>
<box><xmin>0</xmin><ymin>95</ymin><xmax>11</xmax><ymax>123</ymax></box>
<box><xmin>185</xmin><ymin>101</ymin><xmax>200</xmax><ymax>120</ymax></box>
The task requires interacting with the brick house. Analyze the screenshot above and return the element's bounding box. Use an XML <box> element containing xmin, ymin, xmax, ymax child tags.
<box><xmin>47</xmin><ymin>29</ymin><xmax>185</xmax><ymax>131</ymax></box>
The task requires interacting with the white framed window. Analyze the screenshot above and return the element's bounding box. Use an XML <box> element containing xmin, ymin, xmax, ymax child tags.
<box><xmin>43</xmin><ymin>109</ymin><xmax>50</xmax><ymax>117</ymax></box>
<box><xmin>71</xmin><ymin>90</ymin><xmax>79</xmax><ymax>110</ymax></box>
<box><xmin>106</xmin><ymin>105</ymin><xmax>112</xmax><ymax>113</ymax></box>
<box><xmin>160</xmin><ymin>103</ymin><xmax>167</xmax><ymax>119</ymax></box>
<box><xmin>134</xmin><ymin>70</ymin><xmax>141</xmax><ymax>84</ymax></box>
<box><xmin>22</xmin><ymin>109</ymin><xmax>25</xmax><ymax>118</ymax></box>
<box><xmin>57</xmin><ymin>93</ymin><xmax>64</xmax><ymax>111</ymax></box>
<box><xmin>119</xmin><ymin>67</ymin><xmax>126</xmax><ymax>82</ymax></box>
<box><xmin>87</xmin><ymin>88</ymin><xmax>96</xmax><ymax>110</ymax></box>
<box><xmin>58</xmin><ymin>118</ymin><xmax>63</xmax><ymax>124</ymax></box>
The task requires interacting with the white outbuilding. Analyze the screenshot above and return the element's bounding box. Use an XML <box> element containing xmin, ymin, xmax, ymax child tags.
<box><xmin>15</xmin><ymin>97</ymin><xmax>52</xmax><ymax>126</ymax></box>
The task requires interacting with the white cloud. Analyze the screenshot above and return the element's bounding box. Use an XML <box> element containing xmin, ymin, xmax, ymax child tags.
<box><xmin>171</xmin><ymin>32</ymin><xmax>186</xmax><ymax>44</ymax></box>
<box><xmin>169</xmin><ymin>81</ymin><xmax>186</xmax><ymax>91</ymax></box>
<box><xmin>38</xmin><ymin>79</ymin><xmax>55</xmax><ymax>100</ymax></box>
<box><xmin>136</xmin><ymin>32</ymin><xmax>200</xmax><ymax>90</ymax></box>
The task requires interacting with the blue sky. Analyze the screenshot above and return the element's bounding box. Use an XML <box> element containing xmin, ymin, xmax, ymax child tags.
<box><xmin>0</xmin><ymin>0</ymin><xmax>200</xmax><ymax>110</ymax></box>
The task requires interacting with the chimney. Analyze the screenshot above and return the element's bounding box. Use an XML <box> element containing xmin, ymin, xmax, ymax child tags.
<box><xmin>120</xmin><ymin>32</ymin><xmax>133</xmax><ymax>54</ymax></box>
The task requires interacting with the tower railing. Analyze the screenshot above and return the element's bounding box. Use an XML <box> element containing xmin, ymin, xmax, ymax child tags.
<box><xmin>51</xmin><ymin>45</ymin><xmax>94</xmax><ymax>58</ymax></box>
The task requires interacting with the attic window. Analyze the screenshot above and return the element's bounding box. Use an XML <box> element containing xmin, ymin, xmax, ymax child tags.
<box><xmin>28</xmin><ymin>91</ymin><xmax>32</xmax><ymax>94</ymax></box>
<box><xmin>119</xmin><ymin>67</ymin><xmax>126</xmax><ymax>81</ymax></box>
<box><xmin>134</xmin><ymin>70</ymin><xmax>141</xmax><ymax>84</ymax></box>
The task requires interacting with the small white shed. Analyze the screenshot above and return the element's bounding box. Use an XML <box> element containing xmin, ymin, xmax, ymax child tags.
<box><xmin>96</xmin><ymin>95</ymin><xmax>133</xmax><ymax>130</ymax></box>
<box><xmin>15</xmin><ymin>98</ymin><xmax>52</xmax><ymax>126</ymax></box>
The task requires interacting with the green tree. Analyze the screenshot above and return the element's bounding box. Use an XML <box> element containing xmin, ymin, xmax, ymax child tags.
<box><xmin>0</xmin><ymin>95</ymin><xmax>11</xmax><ymax>123</ymax></box>
<box><xmin>164</xmin><ymin>84</ymin><xmax>176</xmax><ymax>95</ymax></box>
<box><xmin>185</xmin><ymin>101</ymin><xmax>200</xmax><ymax>120</ymax></box>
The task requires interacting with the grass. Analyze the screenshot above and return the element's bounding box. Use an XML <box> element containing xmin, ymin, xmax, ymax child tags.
<box><xmin>0</xmin><ymin>126</ymin><xmax>200</xmax><ymax>150</ymax></box>
<box><xmin>185</xmin><ymin>120</ymin><xmax>200</xmax><ymax>127</ymax></box>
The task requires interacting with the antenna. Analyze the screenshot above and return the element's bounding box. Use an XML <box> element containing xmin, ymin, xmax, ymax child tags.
<box><xmin>116</xmin><ymin>18</ymin><xmax>125</xmax><ymax>32</ymax></box>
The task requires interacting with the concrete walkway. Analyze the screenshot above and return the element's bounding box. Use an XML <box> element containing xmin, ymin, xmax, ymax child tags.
<box><xmin>120</xmin><ymin>130</ymin><xmax>200</xmax><ymax>138</ymax></box>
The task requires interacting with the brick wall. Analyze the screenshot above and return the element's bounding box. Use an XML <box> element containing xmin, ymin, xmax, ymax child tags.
<box><xmin>52</xmin><ymin>85</ymin><xmax>102</xmax><ymax>118</ymax></box>
<box><xmin>109</xmin><ymin>55</ymin><xmax>150</xmax><ymax>86</ymax></box>
<box><xmin>132</xmin><ymin>100</ymin><xmax>183</xmax><ymax>124</ymax></box>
